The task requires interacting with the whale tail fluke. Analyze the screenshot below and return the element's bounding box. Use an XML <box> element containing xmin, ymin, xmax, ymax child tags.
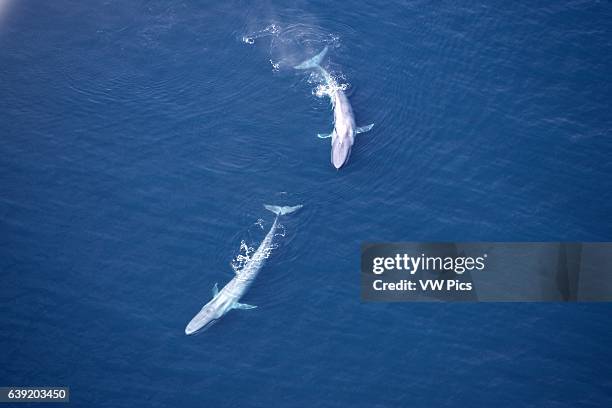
<box><xmin>264</xmin><ymin>204</ymin><xmax>303</xmax><ymax>216</ymax></box>
<box><xmin>294</xmin><ymin>46</ymin><xmax>329</xmax><ymax>70</ymax></box>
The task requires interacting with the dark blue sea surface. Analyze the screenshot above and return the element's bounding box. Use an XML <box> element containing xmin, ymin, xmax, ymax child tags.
<box><xmin>2</xmin><ymin>1</ymin><xmax>612</xmax><ymax>407</ymax></box>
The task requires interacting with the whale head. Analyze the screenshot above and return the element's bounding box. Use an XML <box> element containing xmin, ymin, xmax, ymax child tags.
<box><xmin>185</xmin><ymin>305</ymin><xmax>221</xmax><ymax>335</ymax></box>
<box><xmin>185</xmin><ymin>318</ymin><xmax>218</xmax><ymax>335</ymax></box>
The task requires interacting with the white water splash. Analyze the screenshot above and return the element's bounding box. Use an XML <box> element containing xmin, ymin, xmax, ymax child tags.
<box><xmin>270</xmin><ymin>59</ymin><xmax>280</xmax><ymax>72</ymax></box>
<box><xmin>312</xmin><ymin>76</ymin><xmax>349</xmax><ymax>98</ymax></box>
<box><xmin>231</xmin><ymin>240</ymin><xmax>255</xmax><ymax>273</ymax></box>
<box><xmin>230</xmin><ymin>237</ymin><xmax>278</xmax><ymax>273</ymax></box>
<box><xmin>274</xmin><ymin>224</ymin><xmax>286</xmax><ymax>238</ymax></box>
<box><xmin>314</xmin><ymin>82</ymin><xmax>349</xmax><ymax>98</ymax></box>
<box><xmin>242</xmin><ymin>24</ymin><xmax>280</xmax><ymax>45</ymax></box>
<box><xmin>328</xmin><ymin>33</ymin><xmax>340</xmax><ymax>46</ymax></box>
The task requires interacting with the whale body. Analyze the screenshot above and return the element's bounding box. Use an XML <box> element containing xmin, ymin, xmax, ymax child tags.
<box><xmin>295</xmin><ymin>47</ymin><xmax>374</xmax><ymax>169</ymax></box>
<box><xmin>185</xmin><ymin>204</ymin><xmax>302</xmax><ymax>335</ymax></box>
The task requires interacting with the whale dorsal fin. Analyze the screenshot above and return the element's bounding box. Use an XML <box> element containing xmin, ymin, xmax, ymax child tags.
<box><xmin>212</xmin><ymin>283</ymin><xmax>219</xmax><ymax>298</ymax></box>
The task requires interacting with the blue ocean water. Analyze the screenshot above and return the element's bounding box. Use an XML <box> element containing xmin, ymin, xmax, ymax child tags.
<box><xmin>1</xmin><ymin>1</ymin><xmax>612</xmax><ymax>407</ymax></box>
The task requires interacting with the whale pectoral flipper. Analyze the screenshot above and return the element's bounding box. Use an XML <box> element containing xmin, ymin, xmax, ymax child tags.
<box><xmin>233</xmin><ymin>302</ymin><xmax>257</xmax><ymax>310</ymax></box>
<box><xmin>212</xmin><ymin>283</ymin><xmax>219</xmax><ymax>298</ymax></box>
<box><xmin>356</xmin><ymin>123</ymin><xmax>374</xmax><ymax>134</ymax></box>
<box><xmin>317</xmin><ymin>132</ymin><xmax>333</xmax><ymax>139</ymax></box>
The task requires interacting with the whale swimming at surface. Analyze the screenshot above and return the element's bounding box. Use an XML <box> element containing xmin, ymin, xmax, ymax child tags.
<box><xmin>185</xmin><ymin>45</ymin><xmax>370</xmax><ymax>336</ymax></box>
<box><xmin>294</xmin><ymin>46</ymin><xmax>374</xmax><ymax>169</ymax></box>
<box><xmin>185</xmin><ymin>204</ymin><xmax>302</xmax><ymax>335</ymax></box>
